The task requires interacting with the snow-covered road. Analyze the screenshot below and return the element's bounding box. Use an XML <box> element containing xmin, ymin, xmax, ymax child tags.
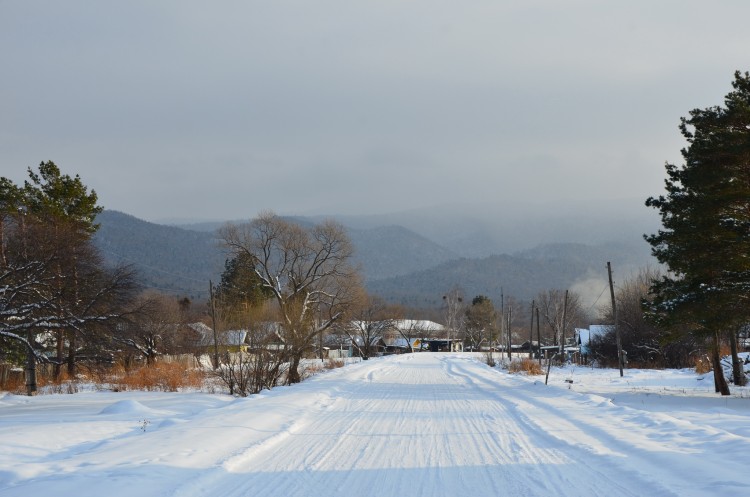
<box><xmin>1</xmin><ymin>354</ymin><xmax>748</xmax><ymax>496</ymax></box>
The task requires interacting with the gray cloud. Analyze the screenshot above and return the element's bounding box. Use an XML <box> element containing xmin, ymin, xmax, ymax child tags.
<box><xmin>2</xmin><ymin>1</ymin><xmax>749</xmax><ymax>221</ymax></box>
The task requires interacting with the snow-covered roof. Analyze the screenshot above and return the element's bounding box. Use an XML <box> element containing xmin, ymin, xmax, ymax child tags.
<box><xmin>576</xmin><ymin>325</ymin><xmax>612</xmax><ymax>348</ymax></box>
<box><xmin>351</xmin><ymin>336</ymin><xmax>385</xmax><ymax>347</ymax></box>
<box><xmin>189</xmin><ymin>323</ymin><xmax>248</xmax><ymax>347</ymax></box>
<box><xmin>391</xmin><ymin>320</ymin><xmax>445</xmax><ymax>332</ymax></box>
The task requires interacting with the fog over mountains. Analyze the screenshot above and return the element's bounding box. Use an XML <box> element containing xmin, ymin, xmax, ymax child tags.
<box><xmin>95</xmin><ymin>199</ymin><xmax>658</xmax><ymax>309</ymax></box>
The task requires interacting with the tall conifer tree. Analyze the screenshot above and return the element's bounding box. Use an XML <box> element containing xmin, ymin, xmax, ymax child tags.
<box><xmin>646</xmin><ymin>71</ymin><xmax>750</xmax><ymax>395</ymax></box>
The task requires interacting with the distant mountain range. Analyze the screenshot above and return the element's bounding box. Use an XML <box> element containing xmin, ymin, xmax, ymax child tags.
<box><xmin>94</xmin><ymin>203</ymin><xmax>657</xmax><ymax>308</ymax></box>
<box><xmin>367</xmin><ymin>241</ymin><xmax>653</xmax><ymax>308</ymax></box>
<box><xmin>307</xmin><ymin>197</ymin><xmax>661</xmax><ymax>258</ymax></box>
<box><xmin>94</xmin><ymin>210</ymin><xmax>227</xmax><ymax>300</ymax></box>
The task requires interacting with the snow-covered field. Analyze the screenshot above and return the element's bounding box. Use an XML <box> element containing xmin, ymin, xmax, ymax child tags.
<box><xmin>1</xmin><ymin>353</ymin><xmax>749</xmax><ymax>497</ymax></box>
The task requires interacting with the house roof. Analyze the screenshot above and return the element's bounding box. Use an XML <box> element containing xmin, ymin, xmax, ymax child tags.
<box><xmin>391</xmin><ymin>320</ymin><xmax>445</xmax><ymax>332</ymax></box>
<box><xmin>189</xmin><ymin>323</ymin><xmax>248</xmax><ymax>347</ymax></box>
<box><xmin>576</xmin><ymin>325</ymin><xmax>612</xmax><ymax>347</ymax></box>
<box><xmin>351</xmin><ymin>336</ymin><xmax>386</xmax><ymax>347</ymax></box>
<box><xmin>386</xmin><ymin>337</ymin><xmax>421</xmax><ymax>348</ymax></box>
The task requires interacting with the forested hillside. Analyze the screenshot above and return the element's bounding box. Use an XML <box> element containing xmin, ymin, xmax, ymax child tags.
<box><xmin>94</xmin><ymin>211</ymin><xmax>227</xmax><ymax>300</ymax></box>
<box><xmin>171</xmin><ymin>218</ymin><xmax>459</xmax><ymax>281</ymax></box>
<box><xmin>347</xmin><ymin>225</ymin><xmax>458</xmax><ymax>280</ymax></box>
<box><xmin>366</xmin><ymin>241</ymin><xmax>654</xmax><ymax>307</ymax></box>
<box><xmin>94</xmin><ymin>211</ymin><xmax>462</xmax><ymax>296</ymax></box>
<box><xmin>94</xmin><ymin>210</ymin><xmax>654</xmax><ymax>307</ymax></box>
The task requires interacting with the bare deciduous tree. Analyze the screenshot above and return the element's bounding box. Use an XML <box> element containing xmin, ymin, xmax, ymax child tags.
<box><xmin>537</xmin><ymin>289</ymin><xmax>585</xmax><ymax>358</ymax></box>
<box><xmin>464</xmin><ymin>295</ymin><xmax>497</xmax><ymax>352</ymax></box>
<box><xmin>342</xmin><ymin>294</ymin><xmax>391</xmax><ymax>360</ymax></box>
<box><xmin>212</xmin><ymin>330</ymin><xmax>289</xmax><ymax>397</ymax></box>
<box><xmin>393</xmin><ymin>319</ymin><xmax>430</xmax><ymax>353</ymax></box>
<box><xmin>442</xmin><ymin>287</ymin><xmax>465</xmax><ymax>351</ymax></box>
<box><xmin>593</xmin><ymin>267</ymin><xmax>706</xmax><ymax>370</ymax></box>
<box><xmin>116</xmin><ymin>291</ymin><xmax>182</xmax><ymax>365</ymax></box>
<box><xmin>219</xmin><ymin>212</ymin><xmax>361</xmax><ymax>384</ymax></box>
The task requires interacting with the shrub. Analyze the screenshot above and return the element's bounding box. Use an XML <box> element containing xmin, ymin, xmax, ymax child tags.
<box><xmin>694</xmin><ymin>356</ymin><xmax>712</xmax><ymax>375</ymax></box>
<box><xmin>211</xmin><ymin>351</ymin><xmax>288</xmax><ymax>396</ymax></box>
<box><xmin>324</xmin><ymin>358</ymin><xmax>344</xmax><ymax>369</ymax></box>
<box><xmin>301</xmin><ymin>361</ymin><xmax>323</xmax><ymax>380</ymax></box>
<box><xmin>3</xmin><ymin>360</ymin><xmax>205</xmax><ymax>394</ymax></box>
<box><xmin>1</xmin><ymin>368</ymin><xmax>26</xmax><ymax>393</ymax></box>
<box><xmin>4</xmin><ymin>365</ymin><xmax>82</xmax><ymax>395</ymax></box>
<box><xmin>484</xmin><ymin>350</ymin><xmax>496</xmax><ymax>367</ymax></box>
<box><xmin>508</xmin><ymin>358</ymin><xmax>543</xmax><ymax>375</ymax></box>
<box><xmin>111</xmin><ymin>361</ymin><xmax>205</xmax><ymax>392</ymax></box>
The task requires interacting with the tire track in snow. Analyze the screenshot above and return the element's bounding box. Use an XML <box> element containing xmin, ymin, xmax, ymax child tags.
<box><xmin>441</xmin><ymin>357</ymin><xmax>660</xmax><ymax>497</ymax></box>
<box><xmin>168</xmin><ymin>354</ymin><xmax>746</xmax><ymax>497</ymax></box>
<box><xmin>170</xmin><ymin>385</ymin><xmax>346</xmax><ymax>497</ymax></box>
<box><xmin>174</xmin><ymin>355</ymin><xmax>618</xmax><ymax>497</ymax></box>
<box><xmin>449</xmin><ymin>357</ymin><xmax>747</xmax><ymax>496</ymax></box>
<box><xmin>173</xmin><ymin>356</ymin><xmax>523</xmax><ymax>497</ymax></box>
<box><xmin>310</xmin><ymin>357</ymin><xmax>525</xmax><ymax>497</ymax></box>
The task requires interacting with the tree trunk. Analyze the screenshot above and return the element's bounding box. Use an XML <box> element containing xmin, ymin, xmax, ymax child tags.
<box><xmin>729</xmin><ymin>328</ymin><xmax>746</xmax><ymax>386</ymax></box>
<box><xmin>710</xmin><ymin>331</ymin><xmax>730</xmax><ymax>395</ymax></box>
<box><xmin>67</xmin><ymin>254</ymin><xmax>79</xmax><ymax>378</ymax></box>
<box><xmin>25</xmin><ymin>331</ymin><xmax>37</xmax><ymax>396</ymax></box>
<box><xmin>145</xmin><ymin>334</ymin><xmax>157</xmax><ymax>366</ymax></box>
<box><xmin>55</xmin><ymin>329</ymin><xmax>65</xmax><ymax>379</ymax></box>
<box><xmin>287</xmin><ymin>354</ymin><xmax>302</xmax><ymax>384</ymax></box>
<box><xmin>66</xmin><ymin>329</ymin><xmax>77</xmax><ymax>377</ymax></box>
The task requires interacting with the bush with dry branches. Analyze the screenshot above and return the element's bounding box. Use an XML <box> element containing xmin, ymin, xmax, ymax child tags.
<box><xmin>508</xmin><ymin>358</ymin><xmax>543</xmax><ymax>375</ymax></box>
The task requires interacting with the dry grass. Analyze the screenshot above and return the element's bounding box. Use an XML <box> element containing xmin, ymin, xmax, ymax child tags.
<box><xmin>110</xmin><ymin>362</ymin><xmax>205</xmax><ymax>392</ymax></box>
<box><xmin>2</xmin><ymin>366</ymin><xmax>81</xmax><ymax>395</ymax></box>
<box><xmin>1</xmin><ymin>371</ymin><xmax>27</xmax><ymax>393</ymax></box>
<box><xmin>694</xmin><ymin>356</ymin><xmax>712</xmax><ymax>375</ymax></box>
<box><xmin>300</xmin><ymin>362</ymin><xmax>323</xmax><ymax>381</ymax></box>
<box><xmin>508</xmin><ymin>358</ymin><xmax>544</xmax><ymax>375</ymax></box>
<box><xmin>1</xmin><ymin>358</ymin><xmax>224</xmax><ymax>395</ymax></box>
<box><xmin>44</xmin><ymin>381</ymin><xmax>80</xmax><ymax>394</ymax></box>
<box><xmin>324</xmin><ymin>358</ymin><xmax>345</xmax><ymax>369</ymax></box>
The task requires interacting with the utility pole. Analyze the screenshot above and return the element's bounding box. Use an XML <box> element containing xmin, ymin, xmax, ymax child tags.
<box><xmin>500</xmin><ymin>289</ymin><xmax>504</xmax><ymax>358</ymax></box>
<box><xmin>506</xmin><ymin>305</ymin><xmax>512</xmax><ymax>360</ymax></box>
<box><xmin>607</xmin><ymin>262</ymin><xmax>624</xmax><ymax>377</ymax></box>
<box><xmin>536</xmin><ymin>306</ymin><xmax>542</xmax><ymax>366</ymax></box>
<box><xmin>528</xmin><ymin>300</ymin><xmax>535</xmax><ymax>360</ymax></box>
<box><xmin>559</xmin><ymin>290</ymin><xmax>568</xmax><ymax>361</ymax></box>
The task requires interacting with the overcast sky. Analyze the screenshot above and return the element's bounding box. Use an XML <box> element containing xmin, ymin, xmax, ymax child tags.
<box><xmin>2</xmin><ymin>1</ymin><xmax>749</xmax><ymax>222</ymax></box>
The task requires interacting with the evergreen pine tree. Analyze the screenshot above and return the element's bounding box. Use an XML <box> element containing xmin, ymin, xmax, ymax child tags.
<box><xmin>645</xmin><ymin>71</ymin><xmax>750</xmax><ymax>395</ymax></box>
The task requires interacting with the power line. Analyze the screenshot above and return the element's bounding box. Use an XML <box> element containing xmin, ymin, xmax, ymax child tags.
<box><xmin>586</xmin><ymin>284</ymin><xmax>609</xmax><ymax>314</ymax></box>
